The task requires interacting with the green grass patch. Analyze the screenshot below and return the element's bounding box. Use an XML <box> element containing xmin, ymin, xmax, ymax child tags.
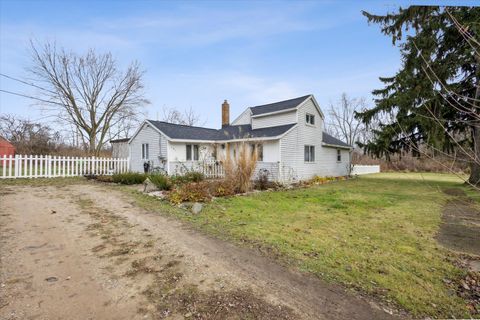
<box><xmin>121</xmin><ymin>172</ymin><xmax>476</xmax><ymax>318</ymax></box>
<box><xmin>0</xmin><ymin>176</ymin><xmax>87</xmax><ymax>187</ymax></box>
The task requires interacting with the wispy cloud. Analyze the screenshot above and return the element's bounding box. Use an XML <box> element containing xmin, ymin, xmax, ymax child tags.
<box><xmin>87</xmin><ymin>4</ymin><xmax>343</xmax><ymax>48</ymax></box>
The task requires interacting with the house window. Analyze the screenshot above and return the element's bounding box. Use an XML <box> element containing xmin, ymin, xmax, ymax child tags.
<box><xmin>142</xmin><ymin>143</ymin><xmax>149</xmax><ymax>160</ymax></box>
<box><xmin>306</xmin><ymin>113</ymin><xmax>315</xmax><ymax>125</ymax></box>
<box><xmin>304</xmin><ymin>145</ymin><xmax>315</xmax><ymax>162</ymax></box>
<box><xmin>186</xmin><ymin>144</ymin><xmax>199</xmax><ymax>161</ymax></box>
<box><xmin>257</xmin><ymin>144</ymin><xmax>263</xmax><ymax>161</ymax></box>
<box><xmin>337</xmin><ymin>149</ymin><xmax>342</xmax><ymax>162</ymax></box>
<box><xmin>249</xmin><ymin>143</ymin><xmax>263</xmax><ymax>161</ymax></box>
<box><xmin>212</xmin><ymin>145</ymin><xmax>217</xmax><ymax>160</ymax></box>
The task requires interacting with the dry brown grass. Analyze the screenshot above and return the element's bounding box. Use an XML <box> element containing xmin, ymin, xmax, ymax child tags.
<box><xmin>222</xmin><ymin>142</ymin><xmax>258</xmax><ymax>193</ymax></box>
<box><xmin>352</xmin><ymin>151</ymin><xmax>469</xmax><ymax>173</ymax></box>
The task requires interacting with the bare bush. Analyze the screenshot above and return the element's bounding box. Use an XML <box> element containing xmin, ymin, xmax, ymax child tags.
<box><xmin>162</xmin><ymin>106</ymin><xmax>205</xmax><ymax>126</ymax></box>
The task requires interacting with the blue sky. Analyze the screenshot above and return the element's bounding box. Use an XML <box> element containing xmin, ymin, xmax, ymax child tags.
<box><xmin>0</xmin><ymin>0</ymin><xmax>477</xmax><ymax>129</ymax></box>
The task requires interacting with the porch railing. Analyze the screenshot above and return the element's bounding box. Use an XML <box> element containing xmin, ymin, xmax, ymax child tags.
<box><xmin>168</xmin><ymin>160</ymin><xmax>283</xmax><ymax>181</ymax></box>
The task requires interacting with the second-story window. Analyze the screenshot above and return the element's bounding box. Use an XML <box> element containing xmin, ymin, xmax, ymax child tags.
<box><xmin>306</xmin><ymin>113</ymin><xmax>315</xmax><ymax>125</ymax></box>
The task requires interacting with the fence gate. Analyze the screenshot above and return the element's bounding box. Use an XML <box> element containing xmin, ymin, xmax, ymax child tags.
<box><xmin>0</xmin><ymin>155</ymin><xmax>129</xmax><ymax>179</ymax></box>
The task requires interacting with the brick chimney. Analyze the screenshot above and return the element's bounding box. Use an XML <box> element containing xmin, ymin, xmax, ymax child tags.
<box><xmin>222</xmin><ymin>99</ymin><xmax>230</xmax><ymax>127</ymax></box>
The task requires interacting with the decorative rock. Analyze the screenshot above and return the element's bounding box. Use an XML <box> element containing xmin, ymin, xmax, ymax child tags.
<box><xmin>143</xmin><ymin>178</ymin><xmax>157</xmax><ymax>193</ymax></box>
<box><xmin>147</xmin><ymin>191</ymin><xmax>165</xmax><ymax>198</ymax></box>
<box><xmin>191</xmin><ymin>202</ymin><xmax>203</xmax><ymax>214</ymax></box>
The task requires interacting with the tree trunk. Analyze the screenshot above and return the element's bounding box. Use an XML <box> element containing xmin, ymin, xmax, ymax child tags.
<box><xmin>468</xmin><ymin>56</ymin><xmax>480</xmax><ymax>186</ymax></box>
<box><xmin>469</xmin><ymin>125</ymin><xmax>480</xmax><ymax>185</ymax></box>
<box><xmin>89</xmin><ymin>134</ymin><xmax>97</xmax><ymax>156</ymax></box>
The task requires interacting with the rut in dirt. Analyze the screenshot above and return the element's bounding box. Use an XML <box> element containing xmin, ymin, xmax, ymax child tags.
<box><xmin>1</xmin><ymin>184</ymin><xmax>398</xmax><ymax>320</ymax></box>
<box><xmin>438</xmin><ymin>188</ymin><xmax>480</xmax><ymax>256</ymax></box>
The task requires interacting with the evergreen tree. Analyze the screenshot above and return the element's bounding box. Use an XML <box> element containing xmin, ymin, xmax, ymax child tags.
<box><xmin>357</xmin><ymin>6</ymin><xmax>480</xmax><ymax>184</ymax></box>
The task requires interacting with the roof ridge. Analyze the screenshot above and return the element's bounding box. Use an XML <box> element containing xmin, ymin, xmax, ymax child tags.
<box><xmin>147</xmin><ymin>120</ymin><xmax>219</xmax><ymax>131</ymax></box>
<box><xmin>250</xmin><ymin>123</ymin><xmax>295</xmax><ymax>131</ymax></box>
<box><xmin>250</xmin><ymin>94</ymin><xmax>311</xmax><ymax>109</ymax></box>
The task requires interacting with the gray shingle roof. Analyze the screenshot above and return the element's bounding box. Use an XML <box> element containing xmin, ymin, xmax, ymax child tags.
<box><xmin>250</xmin><ymin>95</ymin><xmax>311</xmax><ymax>115</ymax></box>
<box><xmin>219</xmin><ymin>124</ymin><xmax>296</xmax><ymax>140</ymax></box>
<box><xmin>322</xmin><ymin>132</ymin><xmax>352</xmax><ymax>148</ymax></box>
<box><xmin>148</xmin><ymin>120</ymin><xmax>295</xmax><ymax>141</ymax></box>
<box><xmin>110</xmin><ymin>138</ymin><xmax>130</xmax><ymax>143</ymax></box>
<box><xmin>148</xmin><ymin>121</ymin><xmax>220</xmax><ymax>140</ymax></box>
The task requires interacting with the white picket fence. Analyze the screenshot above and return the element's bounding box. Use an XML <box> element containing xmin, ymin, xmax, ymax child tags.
<box><xmin>0</xmin><ymin>154</ymin><xmax>129</xmax><ymax>179</ymax></box>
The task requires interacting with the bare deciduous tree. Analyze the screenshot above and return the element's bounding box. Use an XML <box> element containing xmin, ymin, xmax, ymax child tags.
<box><xmin>0</xmin><ymin>114</ymin><xmax>62</xmax><ymax>154</ymax></box>
<box><xmin>326</xmin><ymin>93</ymin><xmax>368</xmax><ymax>147</ymax></box>
<box><xmin>29</xmin><ymin>41</ymin><xmax>149</xmax><ymax>155</ymax></box>
<box><xmin>162</xmin><ymin>106</ymin><xmax>205</xmax><ymax>126</ymax></box>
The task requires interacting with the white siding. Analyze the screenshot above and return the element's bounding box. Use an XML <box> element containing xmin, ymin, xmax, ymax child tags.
<box><xmin>214</xmin><ymin>140</ymin><xmax>279</xmax><ymax>163</ymax></box>
<box><xmin>160</xmin><ymin>134</ymin><xmax>167</xmax><ymax>159</ymax></box>
<box><xmin>112</xmin><ymin>141</ymin><xmax>129</xmax><ymax>158</ymax></box>
<box><xmin>316</xmin><ymin>147</ymin><xmax>350</xmax><ymax>177</ymax></box>
<box><xmin>254</xmin><ymin>162</ymin><xmax>280</xmax><ymax>181</ymax></box>
<box><xmin>168</xmin><ymin>142</ymin><xmax>215</xmax><ymax>162</ymax></box>
<box><xmin>129</xmin><ymin>123</ymin><xmax>168</xmax><ymax>172</ymax></box>
<box><xmin>280</xmin><ymin>126</ymin><xmax>300</xmax><ymax>181</ymax></box>
<box><xmin>252</xmin><ymin>110</ymin><xmax>296</xmax><ymax>129</ymax></box>
<box><xmin>231</xmin><ymin>108</ymin><xmax>252</xmax><ymax>125</ymax></box>
<box><xmin>279</xmin><ymin>97</ymin><xmax>350</xmax><ymax>180</ymax></box>
<box><xmin>263</xmin><ymin>140</ymin><xmax>280</xmax><ymax>162</ymax></box>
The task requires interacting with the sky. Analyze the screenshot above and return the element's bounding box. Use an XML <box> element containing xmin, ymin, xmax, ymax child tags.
<box><xmin>0</xmin><ymin>0</ymin><xmax>478</xmax><ymax>130</ymax></box>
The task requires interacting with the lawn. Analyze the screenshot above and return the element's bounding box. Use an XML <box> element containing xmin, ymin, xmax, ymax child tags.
<box><xmin>129</xmin><ymin>172</ymin><xmax>476</xmax><ymax>318</ymax></box>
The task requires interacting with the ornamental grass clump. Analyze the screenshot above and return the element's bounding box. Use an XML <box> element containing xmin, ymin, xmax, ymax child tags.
<box><xmin>148</xmin><ymin>174</ymin><xmax>172</xmax><ymax>190</ymax></box>
<box><xmin>223</xmin><ymin>142</ymin><xmax>258</xmax><ymax>193</ymax></box>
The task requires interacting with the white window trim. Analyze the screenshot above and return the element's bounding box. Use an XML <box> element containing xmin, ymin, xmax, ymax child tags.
<box><xmin>142</xmin><ymin>143</ymin><xmax>149</xmax><ymax>160</ymax></box>
<box><xmin>304</xmin><ymin>145</ymin><xmax>315</xmax><ymax>163</ymax></box>
<box><xmin>306</xmin><ymin>113</ymin><xmax>315</xmax><ymax>126</ymax></box>
<box><xmin>186</xmin><ymin>144</ymin><xmax>200</xmax><ymax>161</ymax></box>
<box><xmin>337</xmin><ymin>149</ymin><xmax>342</xmax><ymax>162</ymax></box>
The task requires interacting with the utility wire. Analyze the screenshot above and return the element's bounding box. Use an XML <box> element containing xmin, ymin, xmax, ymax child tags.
<box><xmin>0</xmin><ymin>89</ymin><xmax>66</xmax><ymax>107</ymax></box>
<box><xmin>0</xmin><ymin>72</ymin><xmax>58</xmax><ymax>95</ymax></box>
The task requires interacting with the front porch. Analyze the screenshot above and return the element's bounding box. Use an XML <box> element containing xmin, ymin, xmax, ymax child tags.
<box><xmin>168</xmin><ymin>160</ymin><xmax>281</xmax><ymax>181</ymax></box>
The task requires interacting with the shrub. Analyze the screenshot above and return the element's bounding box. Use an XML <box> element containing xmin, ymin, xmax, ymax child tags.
<box><xmin>184</xmin><ymin>171</ymin><xmax>204</xmax><ymax>182</ymax></box>
<box><xmin>167</xmin><ymin>181</ymin><xmax>211</xmax><ymax>205</ymax></box>
<box><xmin>96</xmin><ymin>175</ymin><xmax>114</xmax><ymax>183</ymax></box>
<box><xmin>208</xmin><ymin>179</ymin><xmax>236</xmax><ymax>197</ymax></box>
<box><xmin>112</xmin><ymin>172</ymin><xmax>147</xmax><ymax>185</ymax></box>
<box><xmin>169</xmin><ymin>171</ymin><xmax>205</xmax><ymax>185</ymax></box>
<box><xmin>255</xmin><ymin>169</ymin><xmax>270</xmax><ymax>190</ymax></box>
<box><xmin>148</xmin><ymin>174</ymin><xmax>171</xmax><ymax>190</ymax></box>
<box><xmin>306</xmin><ymin>175</ymin><xmax>346</xmax><ymax>186</ymax></box>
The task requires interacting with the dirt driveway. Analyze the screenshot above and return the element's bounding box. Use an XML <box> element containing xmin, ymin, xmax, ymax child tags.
<box><xmin>0</xmin><ymin>183</ymin><xmax>395</xmax><ymax>320</ymax></box>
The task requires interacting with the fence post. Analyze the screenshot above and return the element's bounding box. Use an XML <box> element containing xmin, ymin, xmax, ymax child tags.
<box><xmin>2</xmin><ymin>155</ymin><xmax>5</xmax><ymax>178</ymax></box>
<box><xmin>126</xmin><ymin>157</ymin><xmax>130</xmax><ymax>172</ymax></box>
<box><xmin>13</xmin><ymin>154</ymin><xmax>18</xmax><ymax>178</ymax></box>
<box><xmin>8</xmin><ymin>155</ymin><xmax>12</xmax><ymax>178</ymax></box>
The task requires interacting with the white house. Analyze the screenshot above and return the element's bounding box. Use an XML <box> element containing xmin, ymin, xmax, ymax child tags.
<box><xmin>127</xmin><ymin>95</ymin><xmax>352</xmax><ymax>182</ymax></box>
